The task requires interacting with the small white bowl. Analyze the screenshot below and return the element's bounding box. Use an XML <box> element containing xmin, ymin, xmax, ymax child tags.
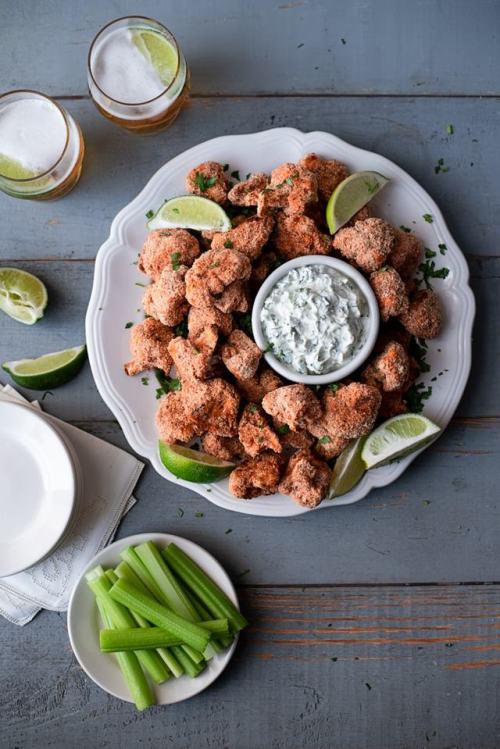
<box><xmin>251</xmin><ymin>255</ymin><xmax>380</xmax><ymax>385</ymax></box>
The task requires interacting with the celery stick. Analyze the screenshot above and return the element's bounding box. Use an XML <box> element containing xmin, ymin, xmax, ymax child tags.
<box><xmin>163</xmin><ymin>544</ymin><xmax>248</xmax><ymax>632</ymax></box>
<box><xmin>135</xmin><ymin>541</ymin><xmax>199</xmax><ymax>621</ymax></box>
<box><xmin>86</xmin><ymin>568</ymin><xmax>170</xmax><ymax>684</ymax></box>
<box><xmin>109</xmin><ymin>578</ymin><xmax>211</xmax><ymax>653</ymax></box>
<box><xmin>171</xmin><ymin>645</ymin><xmax>206</xmax><ymax>678</ymax></box>
<box><xmin>95</xmin><ymin>597</ymin><xmax>155</xmax><ymax>711</ymax></box>
<box><xmin>100</xmin><ymin>627</ymin><xmax>183</xmax><ymax>652</ymax></box>
<box><xmin>114</xmin><ymin>561</ymin><xmax>184</xmax><ymax>678</ymax></box>
<box><xmin>198</xmin><ymin>619</ymin><xmax>229</xmax><ymax>635</ymax></box>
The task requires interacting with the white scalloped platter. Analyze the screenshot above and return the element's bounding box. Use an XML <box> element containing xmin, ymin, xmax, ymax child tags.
<box><xmin>86</xmin><ymin>128</ymin><xmax>474</xmax><ymax>517</ymax></box>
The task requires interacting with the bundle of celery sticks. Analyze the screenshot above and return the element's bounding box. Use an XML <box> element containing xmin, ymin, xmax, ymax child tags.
<box><xmin>86</xmin><ymin>540</ymin><xmax>248</xmax><ymax>710</ymax></box>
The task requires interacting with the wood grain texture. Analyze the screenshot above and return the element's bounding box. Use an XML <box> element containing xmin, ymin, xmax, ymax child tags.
<box><xmin>2</xmin><ymin>585</ymin><xmax>500</xmax><ymax>749</ymax></box>
<box><xmin>3</xmin><ymin>0</ymin><xmax>500</xmax><ymax>96</ymax></box>
<box><xmin>0</xmin><ymin>97</ymin><xmax>498</xmax><ymax>260</ymax></box>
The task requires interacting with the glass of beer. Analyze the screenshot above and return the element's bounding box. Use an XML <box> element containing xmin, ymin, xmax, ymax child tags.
<box><xmin>0</xmin><ymin>90</ymin><xmax>84</xmax><ymax>201</ymax></box>
<box><xmin>87</xmin><ymin>16</ymin><xmax>190</xmax><ymax>134</ymax></box>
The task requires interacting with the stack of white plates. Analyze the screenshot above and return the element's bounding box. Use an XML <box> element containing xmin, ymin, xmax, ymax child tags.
<box><xmin>0</xmin><ymin>401</ymin><xmax>77</xmax><ymax>577</ymax></box>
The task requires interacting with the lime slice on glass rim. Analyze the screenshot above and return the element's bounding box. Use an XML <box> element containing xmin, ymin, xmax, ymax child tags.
<box><xmin>0</xmin><ymin>267</ymin><xmax>48</xmax><ymax>325</ymax></box>
<box><xmin>326</xmin><ymin>171</ymin><xmax>389</xmax><ymax>234</ymax></box>
<box><xmin>159</xmin><ymin>442</ymin><xmax>235</xmax><ymax>483</ymax></box>
<box><xmin>132</xmin><ymin>29</ymin><xmax>179</xmax><ymax>87</ymax></box>
<box><xmin>328</xmin><ymin>436</ymin><xmax>367</xmax><ymax>499</ymax></box>
<box><xmin>2</xmin><ymin>345</ymin><xmax>87</xmax><ymax>390</ymax></box>
<box><xmin>148</xmin><ymin>196</ymin><xmax>232</xmax><ymax>232</ymax></box>
<box><xmin>0</xmin><ymin>154</ymin><xmax>39</xmax><ymax>180</ymax></box>
<box><xmin>361</xmin><ymin>414</ymin><xmax>441</xmax><ymax>470</ymax></box>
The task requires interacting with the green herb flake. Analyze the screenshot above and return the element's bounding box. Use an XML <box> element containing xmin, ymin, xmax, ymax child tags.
<box><xmin>141</xmin><ymin>377</ymin><xmax>149</xmax><ymax>386</ymax></box>
<box><xmin>236</xmin><ymin>313</ymin><xmax>253</xmax><ymax>336</ymax></box>
<box><xmin>445</xmin><ymin>642</ymin><xmax>454</xmax><ymax>648</ymax></box>
<box><xmin>145</xmin><ymin>209</ymin><xmax>154</xmax><ymax>220</ymax></box>
<box><xmin>171</xmin><ymin>207</ymin><xmax>180</xmax><ymax>214</ymax></box>
<box><xmin>422</xmin><ymin>499</ymin><xmax>431</xmax><ymax>506</ymax></box>
<box><xmin>418</xmin><ymin>259</ymin><xmax>450</xmax><ymax>287</ymax></box>
<box><xmin>365</xmin><ymin>179</ymin><xmax>379</xmax><ymax>195</ymax></box>
<box><xmin>285</xmin><ymin>177</ymin><xmax>294</xmax><ymax>186</ymax></box>
<box><xmin>174</xmin><ymin>318</ymin><xmax>188</xmax><ymax>338</ymax></box>
<box><xmin>405</xmin><ymin>382</ymin><xmax>432</xmax><ymax>413</ymax></box>
<box><xmin>154</xmin><ymin>370</ymin><xmax>182</xmax><ymax>398</ymax></box>
<box><xmin>341</xmin><ymin>38</ymin><xmax>346</xmax><ymax>44</ymax></box>
<box><xmin>331</xmin><ymin>656</ymin><xmax>338</xmax><ymax>662</ymax></box>
<box><xmin>422</xmin><ymin>213</ymin><xmax>433</xmax><ymax>223</ymax></box>
<box><xmin>223</xmin><ymin>239</ymin><xmax>234</xmax><ymax>249</ymax></box>
<box><xmin>224</xmin><ymin>528</ymin><xmax>233</xmax><ymax>534</ymax></box>
<box><xmin>318</xmin><ymin>436</ymin><xmax>332</xmax><ymax>445</ymax></box>
<box><xmin>446</xmin><ymin>124</ymin><xmax>454</xmax><ymax>135</ymax></box>
<box><xmin>438</xmin><ymin>243</ymin><xmax>447</xmax><ymax>255</ymax></box>
<box><xmin>297</xmin><ymin>42</ymin><xmax>304</xmax><ymax>48</ymax></box>
<box><xmin>276</xmin><ymin>423</ymin><xmax>290</xmax><ymax>435</ymax></box>
<box><xmin>223</xmin><ymin>163</ymin><xmax>230</xmax><ymax>171</ymax></box>
<box><xmin>171</xmin><ymin>251</ymin><xmax>181</xmax><ymax>271</ymax></box>
<box><xmin>328</xmin><ymin>383</ymin><xmax>339</xmax><ymax>393</ymax></box>
<box><xmin>425</xmin><ymin>248</ymin><xmax>437</xmax><ymax>258</ymax></box>
<box><xmin>365</xmin><ymin>683</ymin><xmax>372</xmax><ymax>691</ymax></box>
<box><xmin>230</xmin><ymin>170</ymin><xmax>240</xmax><ymax>180</ymax></box>
<box><xmin>135</xmin><ymin>282</ymin><xmax>146</xmax><ymax>288</ymax></box>
<box><xmin>434</xmin><ymin>158</ymin><xmax>450</xmax><ymax>175</ymax></box>
<box><xmin>177</xmin><ymin>508</ymin><xmax>184</xmax><ymax>518</ymax></box>
<box><xmin>195</xmin><ymin>512</ymin><xmax>204</xmax><ymax>518</ymax></box>
<box><xmin>194</xmin><ymin>172</ymin><xmax>217</xmax><ymax>192</ymax></box>
<box><xmin>237</xmin><ymin>569</ymin><xmax>250</xmax><ymax>579</ymax></box>
<box><xmin>125</xmin><ymin>321</ymin><xmax>133</xmax><ymax>329</ymax></box>
<box><xmin>399</xmin><ymin>225</ymin><xmax>412</xmax><ymax>233</ymax></box>
<box><xmin>249</xmin><ymin>404</ymin><xmax>259</xmax><ymax>413</ymax></box>
<box><xmin>208</xmin><ymin>261</ymin><xmax>220</xmax><ymax>269</ymax></box>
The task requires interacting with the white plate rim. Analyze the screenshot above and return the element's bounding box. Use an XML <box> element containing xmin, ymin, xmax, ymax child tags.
<box><xmin>67</xmin><ymin>532</ymin><xmax>240</xmax><ymax>706</ymax></box>
<box><xmin>0</xmin><ymin>401</ymin><xmax>76</xmax><ymax>576</ymax></box>
<box><xmin>85</xmin><ymin>127</ymin><xmax>475</xmax><ymax>517</ymax></box>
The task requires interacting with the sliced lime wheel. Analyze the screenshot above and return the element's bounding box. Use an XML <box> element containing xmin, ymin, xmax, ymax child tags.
<box><xmin>159</xmin><ymin>442</ymin><xmax>235</xmax><ymax>483</ymax></box>
<box><xmin>132</xmin><ymin>29</ymin><xmax>179</xmax><ymax>87</ymax></box>
<box><xmin>361</xmin><ymin>414</ymin><xmax>440</xmax><ymax>469</ymax></box>
<box><xmin>326</xmin><ymin>171</ymin><xmax>389</xmax><ymax>234</ymax></box>
<box><xmin>2</xmin><ymin>345</ymin><xmax>87</xmax><ymax>390</ymax></box>
<box><xmin>148</xmin><ymin>195</ymin><xmax>232</xmax><ymax>232</ymax></box>
<box><xmin>328</xmin><ymin>436</ymin><xmax>366</xmax><ymax>499</ymax></box>
<box><xmin>0</xmin><ymin>268</ymin><xmax>48</xmax><ymax>325</ymax></box>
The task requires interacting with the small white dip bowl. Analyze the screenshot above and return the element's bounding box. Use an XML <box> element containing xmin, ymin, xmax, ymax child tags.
<box><xmin>251</xmin><ymin>255</ymin><xmax>380</xmax><ymax>386</ymax></box>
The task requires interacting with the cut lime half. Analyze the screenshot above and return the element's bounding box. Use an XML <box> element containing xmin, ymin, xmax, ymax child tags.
<box><xmin>132</xmin><ymin>29</ymin><xmax>179</xmax><ymax>87</ymax></box>
<box><xmin>361</xmin><ymin>414</ymin><xmax>441</xmax><ymax>470</ymax></box>
<box><xmin>0</xmin><ymin>154</ymin><xmax>39</xmax><ymax>180</ymax></box>
<box><xmin>0</xmin><ymin>268</ymin><xmax>48</xmax><ymax>325</ymax></box>
<box><xmin>326</xmin><ymin>171</ymin><xmax>389</xmax><ymax>234</ymax></box>
<box><xmin>148</xmin><ymin>196</ymin><xmax>232</xmax><ymax>232</ymax></box>
<box><xmin>2</xmin><ymin>345</ymin><xmax>87</xmax><ymax>390</ymax></box>
<box><xmin>328</xmin><ymin>436</ymin><xmax>366</xmax><ymax>499</ymax></box>
<box><xmin>159</xmin><ymin>442</ymin><xmax>235</xmax><ymax>483</ymax></box>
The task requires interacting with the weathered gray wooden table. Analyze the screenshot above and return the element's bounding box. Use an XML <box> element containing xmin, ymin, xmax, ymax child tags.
<box><xmin>1</xmin><ymin>1</ymin><xmax>499</xmax><ymax>747</ymax></box>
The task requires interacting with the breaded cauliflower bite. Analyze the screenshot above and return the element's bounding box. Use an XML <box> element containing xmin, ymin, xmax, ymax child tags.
<box><xmin>185</xmin><ymin>248</ymin><xmax>252</xmax><ymax>312</ymax></box>
<box><xmin>257</xmin><ymin>162</ymin><xmax>318</xmax><ymax>216</ymax></box>
<box><xmin>211</xmin><ymin>215</ymin><xmax>274</xmax><ymax>261</ymax></box>
<box><xmin>299</xmin><ymin>153</ymin><xmax>350</xmax><ymax>202</ymax></box>
<box><xmin>278</xmin><ymin>449</ymin><xmax>331</xmax><ymax>508</ymax></box>
<box><xmin>188</xmin><ymin>306</ymin><xmax>234</xmax><ymax>341</ymax></box>
<box><xmin>333</xmin><ymin>218</ymin><xmax>395</xmax><ymax>273</ymax></box>
<box><xmin>315</xmin><ymin>383</ymin><xmax>381</xmax><ymax>440</ymax></box>
<box><xmin>201</xmin><ymin>433</ymin><xmax>245</xmax><ymax>462</ymax></box>
<box><xmin>262</xmin><ymin>384</ymin><xmax>321</xmax><ymax>431</ymax></box>
<box><xmin>273</xmin><ymin>213</ymin><xmax>331</xmax><ymax>259</ymax></box>
<box><xmin>388</xmin><ymin>229</ymin><xmax>423</xmax><ymax>280</ymax></box>
<box><xmin>143</xmin><ymin>266</ymin><xmax>189</xmax><ymax>327</ymax></box>
<box><xmin>238</xmin><ymin>367</ymin><xmax>283</xmax><ymax>403</ymax></box>
<box><xmin>124</xmin><ymin>318</ymin><xmax>174</xmax><ymax>376</ymax></box>
<box><xmin>399</xmin><ymin>288</ymin><xmax>442</xmax><ymax>338</ymax></box>
<box><xmin>187</xmin><ymin>378</ymin><xmax>241</xmax><ymax>437</ymax></box>
<box><xmin>228</xmin><ymin>173</ymin><xmax>269</xmax><ymax>207</ymax></box>
<box><xmin>370</xmin><ymin>266</ymin><xmax>409</xmax><ymax>322</ymax></box>
<box><xmin>362</xmin><ymin>341</ymin><xmax>410</xmax><ymax>392</ymax></box>
<box><xmin>185</xmin><ymin>161</ymin><xmax>229</xmax><ymax>204</ymax></box>
<box><xmin>221</xmin><ymin>330</ymin><xmax>262</xmax><ymax>381</ymax></box>
<box><xmin>139</xmin><ymin>229</ymin><xmax>200</xmax><ymax>280</ymax></box>
<box><xmin>238</xmin><ymin>404</ymin><xmax>282</xmax><ymax>458</ymax></box>
<box><xmin>168</xmin><ymin>336</ymin><xmax>214</xmax><ymax>381</ymax></box>
<box><xmin>229</xmin><ymin>452</ymin><xmax>282</xmax><ymax>499</ymax></box>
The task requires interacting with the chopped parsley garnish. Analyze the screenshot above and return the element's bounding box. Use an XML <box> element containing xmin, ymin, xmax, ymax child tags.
<box><xmin>223</xmin><ymin>163</ymin><xmax>229</xmax><ymax>171</ymax></box>
<box><xmin>141</xmin><ymin>377</ymin><xmax>149</xmax><ymax>386</ymax></box>
<box><xmin>171</xmin><ymin>207</ymin><xmax>180</xmax><ymax>214</ymax></box>
<box><xmin>135</xmin><ymin>282</ymin><xmax>146</xmax><ymax>287</ymax></box>
<box><xmin>446</xmin><ymin>124</ymin><xmax>454</xmax><ymax>135</ymax></box>
<box><xmin>276</xmin><ymin>423</ymin><xmax>290</xmax><ymax>435</ymax></box>
<box><xmin>145</xmin><ymin>209</ymin><xmax>154</xmax><ymax>219</ymax></box>
<box><xmin>125</xmin><ymin>321</ymin><xmax>133</xmax><ymax>329</ymax></box>
<box><xmin>249</xmin><ymin>404</ymin><xmax>258</xmax><ymax>413</ymax></box>
<box><xmin>438</xmin><ymin>243</ymin><xmax>447</xmax><ymax>255</ymax></box>
<box><xmin>174</xmin><ymin>318</ymin><xmax>188</xmax><ymax>337</ymax></box>
<box><xmin>263</xmin><ymin>342</ymin><xmax>274</xmax><ymax>353</ymax></box>
<box><xmin>434</xmin><ymin>158</ymin><xmax>450</xmax><ymax>174</ymax></box>
<box><xmin>245</xmin><ymin>172</ymin><xmax>252</xmax><ymax>180</ymax></box>
<box><xmin>154</xmin><ymin>370</ymin><xmax>182</xmax><ymax>398</ymax></box>
<box><xmin>425</xmin><ymin>248</ymin><xmax>437</xmax><ymax>258</ymax></box>
<box><xmin>285</xmin><ymin>177</ymin><xmax>294</xmax><ymax>186</ymax></box>
<box><xmin>230</xmin><ymin>170</ymin><xmax>240</xmax><ymax>180</ymax></box>
<box><xmin>224</xmin><ymin>239</ymin><xmax>234</xmax><ymax>249</ymax></box>
<box><xmin>418</xmin><ymin>259</ymin><xmax>450</xmax><ymax>287</ymax></box>
<box><xmin>405</xmin><ymin>382</ymin><xmax>432</xmax><ymax>413</ymax></box>
<box><xmin>177</xmin><ymin>508</ymin><xmax>184</xmax><ymax>518</ymax></box>
<box><xmin>341</xmin><ymin>37</ymin><xmax>346</xmax><ymax>44</ymax></box>
<box><xmin>171</xmin><ymin>251</ymin><xmax>181</xmax><ymax>270</ymax></box>
<box><xmin>365</xmin><ymin>178</ymin><xmax>379</xmax><ymax>194</ymax></box>
<box><xmin>208</xmin><ymin>261</ymin><xmax>220</xmax><ymax>269</ymax></box>
<box><xmin>225</xmin><ymin>528</ymin><xmax>233</xmax><ymax>534</ymax></box>
<box><xmin>327</xmin><ymin>383</ymin><xmax>339</xmax><ymax>393</ymax></box>
<box><xmin>365</xmin><ymin>683</ymin><xmax>372</xmax><ymax>691</ymax></box>
<box><xmin>195</xmin><ymin>512</ymin><xmax>204</xmax><ymax>518</ymax></box>
<box><xmin>400</xmin><ymin>225</ymin><xmax>412</xmax><ymax>233</ymax></box>
<box><xmin>422</xmin><ymin>213</ymin><xmax>433</xmax><ymax>223</ymax></box>
<box><xmin>236</xmin><ymin>313</ymin><xmax>253</xmax><ymax>336</ymax></box>
<box><xmin>409</xmin><ymin>337</ymin><xmax>431</xmax><ymax>373</ymax></box>
<box><xmin>194</xmin><ymin>172</ymin><xmax>217</xmax><ymax>192</ymax></box>
<box><xmin>297</xmin><ymin>42</ymin><xmax>304</xmax><ymax>48</ymax></box>
<box><xmin>318</xmin><ymin>436</ymin><xmax>332</xmax><ymax>445</ymax></box>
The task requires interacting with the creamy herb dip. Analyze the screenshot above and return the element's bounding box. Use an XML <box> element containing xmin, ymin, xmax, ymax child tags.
<box><xmin>260</xmin><ymin>264</ymin><xmax>369</xmax><ymax>375</ymax></box>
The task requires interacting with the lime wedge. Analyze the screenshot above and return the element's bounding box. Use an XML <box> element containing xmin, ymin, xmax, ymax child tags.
<box><xmin>361</xmin><ymin>414</ymin><xmax>440</xmax><ymax>469</ymax></box>
<box><xmin>328</xmin><ymin>436</ymin><xmax>366</xmax><ymax>499</ymax></box>
<box><xmin>326</xmin><ymin>171</ymin><xmax>389</xmax><ymax>234</ymax></box>
<box><xmin>148</xmin><ymin>196</ymin><xmax>232</xmax><ymax>232</ymax></box>
<box><xmin>159</xmin><ymin>442</ymin><xmax>235</xmax><ymax>483</ymax></box>
<box><xmin>0</xmin><ymin>268</ymin><xmax>48</xmax><ymax>325</ymax></box>
<box><xmin>2</xmin><ymin>345</ymin><xmax>87</xmax><ymax>390</ymax></box>
<box><xmin>0</xmin><ymin>154</ymin><xmax>39</xmax><ymax>180</ymax></box>
<box><xmin>132</xmin><ymin>29</ymin><xmax>179</xmax><ymax>87</ymax></box>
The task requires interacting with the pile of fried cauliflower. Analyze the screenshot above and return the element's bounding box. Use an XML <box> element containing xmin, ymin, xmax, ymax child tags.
<box><xmin>124</xmin><ymin>154</ymin><xmax>443</xmax><ymax>508</ymax></box>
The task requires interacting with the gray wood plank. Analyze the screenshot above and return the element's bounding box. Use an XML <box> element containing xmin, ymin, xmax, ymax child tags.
<box><xmin>0</xmin><ymin>257</ymin><xmax>493</xmax><ymax>419</ymax></box>
<box><xmin>2</xmin><ymin>584</ymin><xmax>500</xmax><ymax>749</ymax></box>
<box><xmin>3</xmin><ymin>0</ymin><xmax>500</xmax><ymax>96</ymax></box>
<box><xmin>0</xmin><ymin>96</ymin><xmax>498</xmax><ymax>261</ymax></box>
<box><xmin>0</xmin><ymin>416</ymin><xmax>488</xmax><ymax>586</ymax></box>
